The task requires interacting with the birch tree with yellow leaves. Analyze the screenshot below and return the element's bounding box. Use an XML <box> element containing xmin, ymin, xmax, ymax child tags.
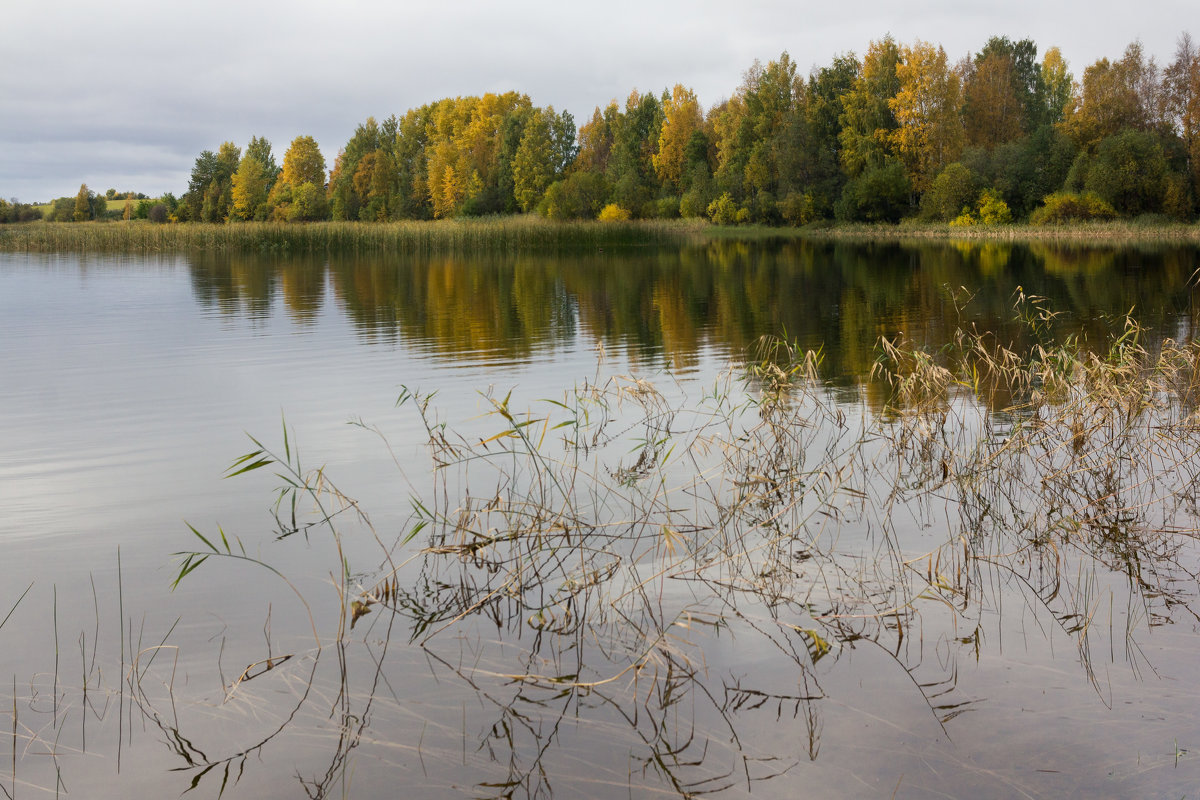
<box><xmin>653</xmin><ymin>85</ymin><xmax>703</xmax><ymax>193</ymax></box>
<box><xmin>889</xmin><ymin>40</ymin><xmax>965</xmax><ymax>193</ymax></box>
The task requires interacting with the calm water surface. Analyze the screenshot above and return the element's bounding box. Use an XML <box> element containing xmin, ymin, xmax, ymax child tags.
<box><xmin>2</xmin><ymin>240</ymin><xmax>1199</xmax><ymax>798</ymax></box>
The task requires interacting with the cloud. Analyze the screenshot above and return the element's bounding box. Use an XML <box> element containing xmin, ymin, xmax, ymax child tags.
<box><xmin>1</xmin><ymin>0</ymin><xmax>1190</xmax><ymax>202</ymax></box>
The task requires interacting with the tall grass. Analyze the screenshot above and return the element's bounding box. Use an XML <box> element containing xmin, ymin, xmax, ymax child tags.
<box><xmin>803</xmin><ymin>218</ymin><xmax>1200</xmax><ymax>241</ymax></box>
<box><xmin>5</xmin><ymin>218</ymin><xmax>1197</xmax><ymax>255</ymax></box>
<box><xmin>0</xmin><ymin>218</ymin><xmax>708</xmax><ymax>254</ymax></box>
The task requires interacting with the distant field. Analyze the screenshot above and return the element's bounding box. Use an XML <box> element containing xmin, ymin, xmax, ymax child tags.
<box><xmin>27</xmin><ymin>196</ymin><xmax>161</xmax><ymax>219</ymax></box>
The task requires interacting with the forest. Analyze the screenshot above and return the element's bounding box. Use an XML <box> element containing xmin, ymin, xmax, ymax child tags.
<box><xmin>14</xmin><ymin>33</ymin><xmax>1200</xmax><ymax>228</ymax></box>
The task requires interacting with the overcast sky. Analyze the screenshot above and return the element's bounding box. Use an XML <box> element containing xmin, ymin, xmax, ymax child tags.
<box><xmin>2</xmin><ymin>0</ymin><xmax>1192</xmax><ymax>203</ymax></box>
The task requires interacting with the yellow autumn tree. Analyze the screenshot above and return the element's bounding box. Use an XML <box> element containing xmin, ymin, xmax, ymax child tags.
<box><xmin>889</xmin><ymin>40</ymin><xmax>965</xmax><ymax>193</ymax></box>
<box><xmin>279</xmin><ymin>135</ymin><xmax>326</xmax><ymax>188</ymax></box>
<box><xmin>231</xmin><ymin>153</ymin><xmax>269</xmax><ymax>220</ymax></box>
<box><xmin>964</xmin><ymin>52</ymin><xmax>1023</xmax><ymax>148</ymax></box>
<box><xmin>575</xmin><ymin>103</ymin><xmax>618</xmax><ymax>174</ymax></box>
<box><xmin>1062</xmin><ymin>43</ymin><xmax>1158</xmax><ymax>148</ymax></box>
<box><xmin>1041</xmin><ymin>47</ymin><xmax>1074</xmax><ymax>126</ymax></box>
<box><xmin>269</xmin><ymin>135</ymin><xmax>328</xmax><ymax>221</ymax></box>
<box><xmin>653</xmin><ymin>85</ymin><xmax>703</xmax><ymax>192</ymax></box>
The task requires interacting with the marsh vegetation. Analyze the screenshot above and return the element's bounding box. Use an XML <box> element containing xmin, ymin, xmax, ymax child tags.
<box><xmin>0</xmin><ymin>218</ymin><xmax>706</xmax><ymax>255</ymax></box>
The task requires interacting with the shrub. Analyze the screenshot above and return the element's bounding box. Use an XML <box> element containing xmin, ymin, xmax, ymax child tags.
<box><xmin>780</xmin><ymin>192</ymin><xmax>817</xmax><ymax>226</ymax></box>
<box><xmin>539</xmin><ymin>172</ymin><xmax>608</xmax><ymax>220</ymax></box>
<box><xmin>1084</xmin><ymin>130</ymin><xmax>1170</xmax><ymax>216</ymax></box>
<box><xmin>706</xmin><ymin>193</ymin><xmax>739</xmax><ymax>226</ymax></box>
<box><xmin>949</xmin><ymin>209</ymin><xmax>975</xmax><ymax>227</ymax></box>
<box><xmin>1029</xmin><ymin>192</ymin><xmax>1118</xmax><ymax>224</ymax></box>
<box><xmin>921</xmin><ymin>162</ymin><xmax>975</xmax><ymax>221</ymax></box>
<box><xmin>835</xmin><ymin>161</ymin><xmax>911</xmax><ymax>223</ymax></box>
<box><xmin>654</xmin><ymin>196</ymin><xmax>680</xmax><ymax>219</ymax></box>
<box><xmin>1162</xmin><ymin>174</ymin><xmax>1195</xmax><ymax>220</ymax></box>
<box><xmin>976</xmin><ymin>189</ymin><xmax>1012</xmax><ymax>225</ymax></box>
<box><xmin>679</xmin><ymin>188</ymin><xmax>709</xmax><ymax>219</ymax></box>
<box><xmin>597</xmin><ymin>203</ymin><xmax>631</xmax><ymax>222</ymax></box>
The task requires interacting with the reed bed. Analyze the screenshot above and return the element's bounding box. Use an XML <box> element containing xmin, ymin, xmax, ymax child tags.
<box><xmin>0</xmin><ymin>218</ymin><xmax>707</xmax><ymax>254</ymax></box>
<box><xmin>801</xmin><ymin>219</ymin><xmax>1200</xmax><ymax>242</ymax></box>
<box><xmin>6</xmin><ymin>218</ymin><xmax>1195</xmax><ymax>257</ymax></box>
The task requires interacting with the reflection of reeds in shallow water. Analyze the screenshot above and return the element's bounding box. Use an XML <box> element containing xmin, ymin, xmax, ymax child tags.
<box><xmin>7</xmin><ymin>300</ymin><xmax>1200</xmax><ymax>797</ymax></box>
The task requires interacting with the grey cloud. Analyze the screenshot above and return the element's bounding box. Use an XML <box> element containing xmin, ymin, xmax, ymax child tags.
<box><xmin>1</xmin><ymin>0</ymin><xmax>1190</xmax><ymax>202</ymax></box>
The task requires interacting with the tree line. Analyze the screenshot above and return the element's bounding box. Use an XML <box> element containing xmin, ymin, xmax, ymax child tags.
<box><xmin>16</xmin><ymin>33</ymin><xmax>1200</xmax><ymax>226</ymax></box>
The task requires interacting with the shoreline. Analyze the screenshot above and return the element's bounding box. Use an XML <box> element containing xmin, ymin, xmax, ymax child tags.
<box><xmin>2</xmin><ymin>217</ymin><xmax>1199</xmax><ymax>253</ymax></box>
<box><xmin>712</xmin><ymin>220</ymin><xmax>1200</xmax><ymax>243</ymax></box>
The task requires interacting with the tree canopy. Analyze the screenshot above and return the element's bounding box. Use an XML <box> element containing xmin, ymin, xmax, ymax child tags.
<box><xmin>32</xmin><ymin>31</ymin><xmax>1197</xmax><ymax>227</ymax></box>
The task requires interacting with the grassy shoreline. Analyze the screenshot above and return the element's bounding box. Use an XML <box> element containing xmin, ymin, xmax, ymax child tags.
<box><xmin>0</xmin><ymin>218</ymin><xmax>708</xmax><ymax>254</ymax></box>
<box><xmin>1</xmin><ymin>216</ymin><xmax>1198</xmax><ymax>253</ymax></box>
<box><xmin>788</xmin><ymin>219</ymin><xmax>1200</xmax><ymax>242</ymax></box>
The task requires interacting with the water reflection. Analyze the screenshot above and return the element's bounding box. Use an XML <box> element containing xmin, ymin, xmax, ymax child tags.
<box><xmin>120</xmin><ymin>337</ymin><xmax>1200</xmax><ymax>795</ymax></box>
<box><xmin>4</xmin><ymin>241</ymin><xmax>1200</xmax><ymax>798</ymax></box>
<box><xmin>181</xmin><ymin>240</ymin><xmax>1200</xmax><ymax>380</ymax></box>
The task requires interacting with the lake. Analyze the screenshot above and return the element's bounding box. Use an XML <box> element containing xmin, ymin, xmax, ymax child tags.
<box><xmin>2</xmin><ymin>238</ymin><xmax>1199</xmax><ymax>798</ymax></box>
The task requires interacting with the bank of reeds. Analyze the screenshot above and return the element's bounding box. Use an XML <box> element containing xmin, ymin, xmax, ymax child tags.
<box><xmin>798</xmin><ymin>218</ymin><xmax>1200</xmax><ymax>242</ymax></box>
<box><xmin>6</xmin><ymin>216</ymin><xmax>1197</xmax><ymax>256</ymax></box>
<box><xmin>0</xmin><ymin>217</ymin><xmax>708</xmax><ymax>254</ymax></box>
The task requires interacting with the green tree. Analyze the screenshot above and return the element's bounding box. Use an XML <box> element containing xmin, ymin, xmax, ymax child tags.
<box><xmin>973</xmin><ymin>37</ymin><xmax>1044</xmax><ymax>130</ymax></box>
<box><xmin>230</xmin><ymin>136</ymin><xmax>278</xmax><ymax>221</ymax></box>
<box><xmin>513</xmin><ymin>109</ymin><xmax>556</xmax><ymax>212</ymax></box>
<box><xmin>183</xmin><ymin>143</ymin><xmax>240</xmax><ymax>222</ymax></box>
<box><xmin>244</xmin><ymin>136</ymin><xmax>280</xmax><ymax>186</ymax></box>
<box><xmin>603</xmin><ymin>90</ymin><xmax>664</xmax><ymax>215</ymax></box>
<box><xmin>575</xmin><ymin>103</ymin><xmax>618</xmax><ymax>175</ymax></box>
<box><xmin>1164</xmin><ymin>33</ymin><xmax>1200</xmax><ymax>203</ymax></box>
<box><xmin>803</xmin><ymin>52</ymin><xmax>858</xmax><ymax>212</ymax></box>
<box><xmin>73</xmin><ymin>183</ymin><xmax>90</xmax><ymax>221</ymax></box>
<box><xmin>539</xmin><ymin>171</ymin><xmax>608</xmax><ymax>219</ymax></box>
<box><xmin>835</xmin><ymin>160</ymin><xmax>910</xmax><ymax>222</ymax></box>
<box><xmin>1083</xmin><ymin>129</ymin><xmax>1170</xmax><ymax>215</ymax></box>
<box><xmin>838</xmin><ymin>36</ymin><xmax>901</xmax><ymax>177</ymax></box>
<box><xmin>50</xmin><ymin>196</ymin><xmax>75</xmax><ymax>221</ymax></box>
